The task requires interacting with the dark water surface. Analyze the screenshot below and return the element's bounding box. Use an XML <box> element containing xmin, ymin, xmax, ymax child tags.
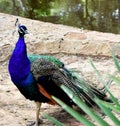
<box><xmin>0</xmin><ymin>0</ymin><xmax>120</xmax><ymax>34</ymax></box>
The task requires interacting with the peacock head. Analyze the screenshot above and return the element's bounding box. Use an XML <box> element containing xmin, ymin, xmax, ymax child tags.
<box><xmin>14</xmin><ymin>18</ymin><xmax>28</xmax><ymax>37</ymax></box>
<box><xmin>18</xmin><ymin>25</ymin><xmax>28</xmax><ymax>36</ymax></box>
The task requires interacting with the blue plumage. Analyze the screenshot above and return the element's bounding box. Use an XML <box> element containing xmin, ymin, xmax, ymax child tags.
<box><xmin>8</xmin><ymin>25</ymin><xmax>50</xmax><ymax>104</ymax></box>
<box><xmin>9</xmin><ymin>36</ymin><xmax>30</xmax><ymax>85</ymax></box>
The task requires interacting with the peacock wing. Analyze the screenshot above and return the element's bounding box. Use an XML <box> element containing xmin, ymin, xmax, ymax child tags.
<box><xmin>31</xmin><ymin>58</ymin><xmax>96</xmax><ymax>106</ymax></box>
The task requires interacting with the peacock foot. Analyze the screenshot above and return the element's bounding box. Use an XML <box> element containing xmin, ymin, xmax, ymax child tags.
<box><xmin>26</xmin><ymin>119</ymin><xmax>43</xmax><ymax>126</ymax></box>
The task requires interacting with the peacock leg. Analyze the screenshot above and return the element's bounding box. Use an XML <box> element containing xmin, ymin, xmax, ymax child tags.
<box><xmin>35</xmin><ymin>102</ymin><xmax>41</xmax><ymax>126</ymax></box>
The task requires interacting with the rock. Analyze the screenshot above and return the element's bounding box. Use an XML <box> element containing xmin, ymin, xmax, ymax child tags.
<box><xmin>64</xmin><ymin>32</ymin><xmax>87</xmax><ymax>40</ymax></box>
<box><xmin>0</xmin><ymin>44</ymin><xmax>13</xmax><ymax>63</ymax></box>
<box><xmin>0</xmin><ymin>12</ymin><xmax>120</xmax><ymax>63</ymax></box>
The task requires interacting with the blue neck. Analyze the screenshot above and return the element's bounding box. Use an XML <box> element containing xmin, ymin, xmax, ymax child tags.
<box><xmin>8</xmin><ymin>35</ymin><xmax>31</xmax><ymax>86</ymax></box>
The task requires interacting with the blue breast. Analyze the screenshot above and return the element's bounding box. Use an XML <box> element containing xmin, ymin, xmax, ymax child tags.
<box><xmin>8</xmin><ymin>36</ymin><xmax>31</xmax><ymax>86</ymax></box>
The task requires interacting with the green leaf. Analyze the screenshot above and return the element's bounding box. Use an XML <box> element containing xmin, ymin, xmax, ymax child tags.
<box><xmin>43</xmin><ymin>114</ymin><xmax>65</xmax><ymax>126</ymax></box>
<box><xmin>109</xmin><ymin>75</ymin><xmax>120</xmax><ymax>86</ymax></box>
<box><xmin>95</xmin><ymin>98</ymin><xmax>120</xmax><ymax>112</ymax></box>
<box><xmin>111</xmin><ymin>51</ymin><xmax>120</xmax><ymax>73</ymax></box>
<box><xmin>60</xmin><ymin>85</ymin><xmax>110</xmax><ymax>126</ymax></box>
<box><xmin>90</xmin><ymin>59</ymin><xmax>105</xmax><ymax>85</ymax></box>
<box><xmin>52</xmin><ymin>96</ymin><xmax>95</xmax><ymax>126</ymax></box>
<box><xmin>90</xmin><ymin>60</ymin><xmax>119</xmax><ymax>106</ymax></box>
<box><xmin>95</xmin><ymin>98</ymin><xmax>120</xmax><ymax>126</ymax></box>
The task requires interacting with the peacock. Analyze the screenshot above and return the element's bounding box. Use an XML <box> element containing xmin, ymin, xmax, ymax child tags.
<box><xmin>8</xmin><ymin>20</ymin><xmax>112</xmax><ymax>126</ymax></box>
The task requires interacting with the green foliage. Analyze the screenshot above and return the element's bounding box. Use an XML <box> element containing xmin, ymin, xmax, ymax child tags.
<box><xmin>59</xmin><ymin>85</ymin><xmax>110</xmax><ymax>126</ymax></box>
<box><xmin>95</xmin><ymin>98</ymin><xmax>120</xmax><ymax>126</ymax></box>
<box><xmin>90</xmin><ymin>59</ymin><xmax>120</xmax><ymax>106</ymax></box>
<box><xmin>111</xmin><ymin>50</ymin><xmax>120</xmax><ymax>73</ymax></box>
<box><xmin>52</xmin><ymin>96</ymin><xmax>96</xmax><ymax>126</ymax></box>
<box><xmin>25</xmin><ymin>0</ymin><xmax>54</xmax><ymax>18</ymax></box>
<box><xmin>43</xmin><ymin>114</ymin><xmax>65</xmax><ymax>126</ymax></box>
<box><xmin>0</xmin><ymin>0</ymin><xmax>120</xmax><ymax>33</ymax></box>
<box><xmin>0</xmin><ymin>0</ymin><xmax>12</xmax><ymax>13</ymax></box>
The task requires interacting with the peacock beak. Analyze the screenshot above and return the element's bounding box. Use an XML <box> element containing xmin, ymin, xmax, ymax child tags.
<box><xmin>25</xmin><ymin>30</ymin><xmax>29</xmax><ymax>34</ymax></box>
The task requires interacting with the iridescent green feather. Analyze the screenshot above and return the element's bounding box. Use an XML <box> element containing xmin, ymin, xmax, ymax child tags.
<box><xmin>28</xmin><ymin>54</ymin><xmax>64</xmax><ymax>68</ymax></box>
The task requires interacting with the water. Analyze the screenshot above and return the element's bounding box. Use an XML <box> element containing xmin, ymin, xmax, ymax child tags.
<box><xmin>0</xmin><ymin>0</ymin><xmax>120</xmax><ymax>34</ymax></box>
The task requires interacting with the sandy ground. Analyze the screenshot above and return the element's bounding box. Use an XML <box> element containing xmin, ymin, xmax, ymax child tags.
<box><xmin>0</xmin><ymin>54</ymin><xmax>120</xmax><ymax>126</ymax></box>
